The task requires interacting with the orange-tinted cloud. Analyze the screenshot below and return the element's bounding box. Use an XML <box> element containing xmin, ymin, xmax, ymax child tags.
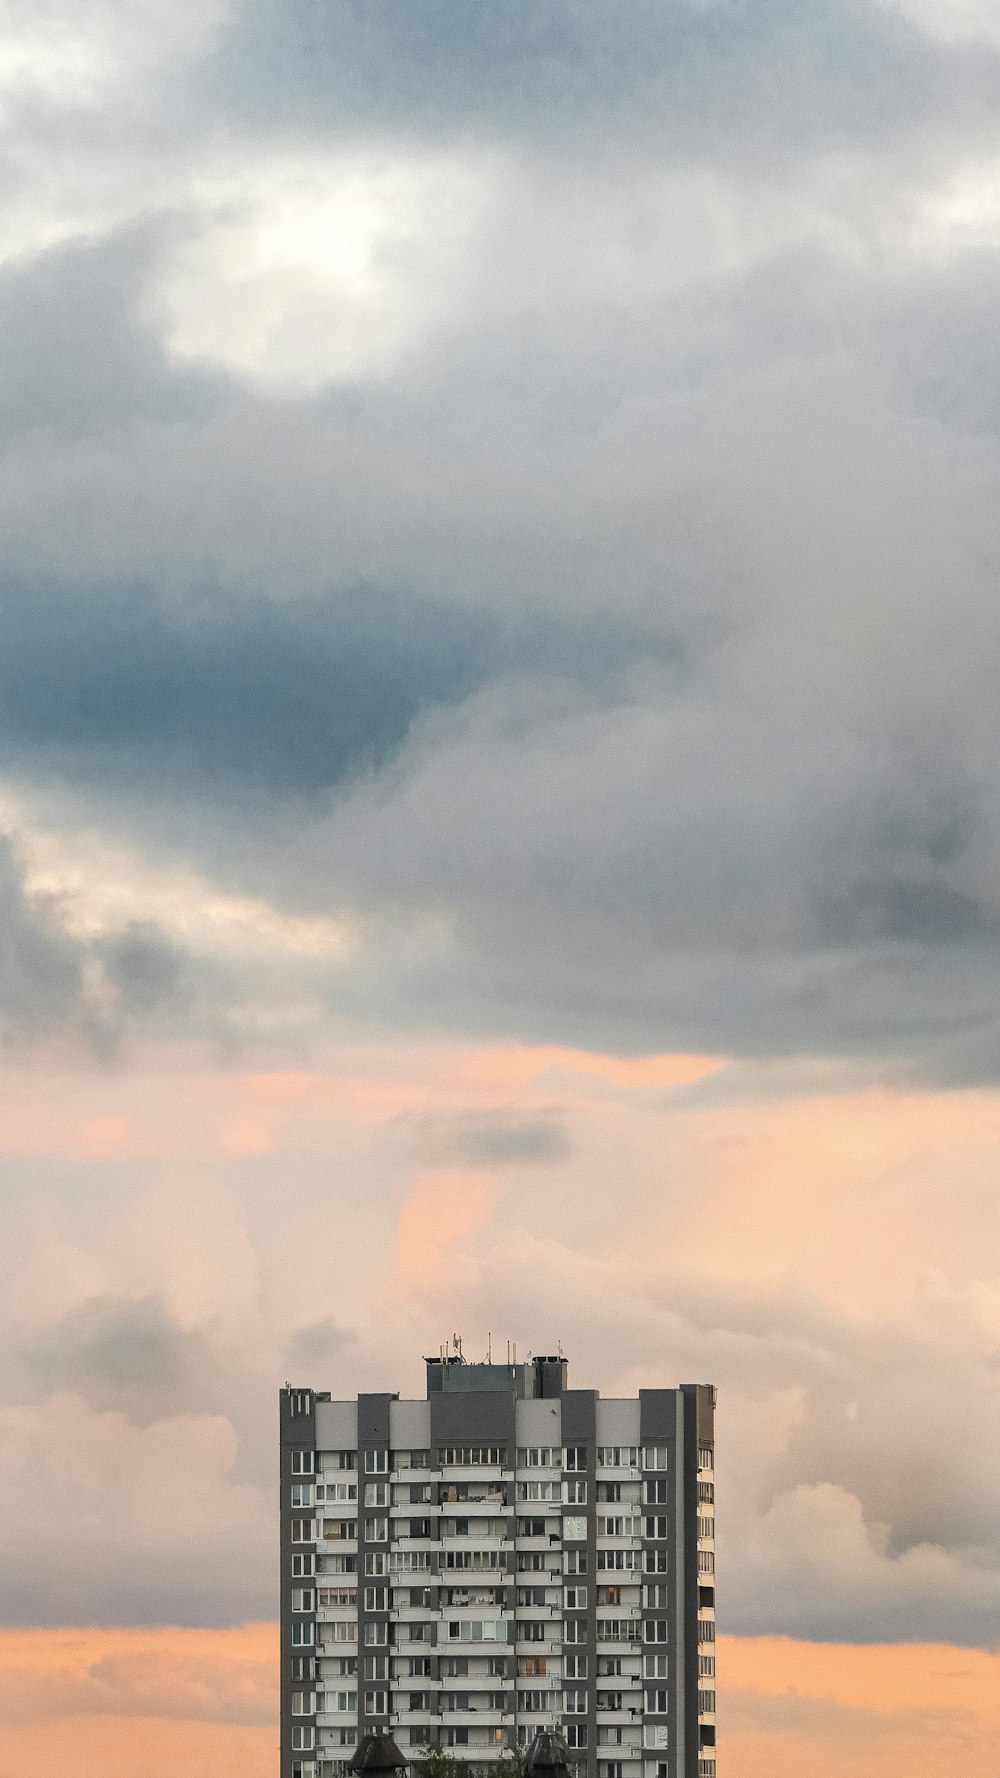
<box><xmin>722</xmin><ymin>1636</ymin><xmax>1000</xmax><ymax>1778</ymax></box>
<box><xmin>3</xmin><ymin>1629</ymin><xmax>1000</xmax><ymax>1778</ymax></box>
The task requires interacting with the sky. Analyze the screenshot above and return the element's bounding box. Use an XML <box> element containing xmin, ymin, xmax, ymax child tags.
<box><xmin>2</xmin><ymin>0</ymin><xmax>1000</xmax><ymax>1773</ymax></box>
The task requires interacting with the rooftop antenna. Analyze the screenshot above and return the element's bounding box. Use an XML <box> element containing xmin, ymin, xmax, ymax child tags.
<box><xmin>487</xmin><ymin>1331</ymin><xmax>492</xmax><ymax>1364</ymax></box>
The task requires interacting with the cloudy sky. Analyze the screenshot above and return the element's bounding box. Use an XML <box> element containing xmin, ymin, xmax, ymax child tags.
<box><xmin>3</xmin><ymin>0</ymin><xmax>1000</xmax><ymax>1772</ymax></box>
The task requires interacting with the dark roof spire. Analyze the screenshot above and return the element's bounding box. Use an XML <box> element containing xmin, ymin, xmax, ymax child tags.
<box><xmin>524</xmin><ymin>1727</ymin><xmax>574</xmax><ymax>1777</ymax></box>
<box><xmin>347</xmin><ymin>1733</ymin><xmax>409</xmax><ymax>1773</ymax></box>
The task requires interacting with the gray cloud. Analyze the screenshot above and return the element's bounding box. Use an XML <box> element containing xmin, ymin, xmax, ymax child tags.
<box><xmin>414</xmin><ymin>1112</ymin><xmax>572</xmax><ymax>1168</ymax></box>
<box><xmin>18</xmin><ymin>1295</ymin><xmax>224</xmax><ymax>1424</ymax></box>
<box><xmin>286</xmin><ymin>1315</ymin><xmax>355</xmax><ymax>1371</ymax></box>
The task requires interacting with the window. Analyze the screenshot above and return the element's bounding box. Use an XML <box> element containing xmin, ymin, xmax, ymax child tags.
<box><xmin>698</xmin><ymin>1552</ymin><xmax>715</xmax><ymax>1574</ymax></box>
<box><xmin>328</xmin><ymin>1657</ymin><xmax>357</xmax><ymax>1677</ymax></box>
<box><xmin>699</xmin><ymin>1690</ymin><xmax>716</xmax><ymax>1713</ymax></box>
<box><xmin>563</xmin><ymin>1479</ymin><xmax>587</xmax><ymax>1504</ymax></box>
<box><xmin>365</xmin><ymin>1553</ymin><xmax>389</xmax><ymax>1577</ymax></box>
<box><xmin>647</xmin><ymin>1689</ymin><xmax>669</xmax><ymax>1714</ymax></box>
<box><xmin>291</xmin><ymin>1484</ymin><xmax>314</xmax><ymax>1508</ymax></box>
<box><xmin>292</xmin><ymin>1451</ymin><xmax>315</xmax><ymax>1475</ymax></box>
<box><xmin>293</xmin><ymin>1553</ymin><xmax>315</xmax><ymax>1578</ymax></box>
<box><xmin>698</xmin><ymin>1655</ymin><xmax>715</xmax><ymax>1677</ymax></box>
<box><xmin>698</xmin><ymin>1482</ymin><xmax>714</xmax><ymax>1504</ymax></box>
<box><xmin>597</xmin><ymin>1656</ymin><xmax>622</xmax><ymax>1677</ymax></box>
<box><xmin>364</xmin><ymin>1518</ymin><xmax>388</xmax><ymax>1542</ymax></box>
<box><xmin>597</xmin><ymin>1447</ymin><xmax>639</xmax><ymax>1468</ymax></box>
<box><xmin>598</xmin><ymin>1515</ymin><xmax>639</xmax><ymax>1538</ymax></box>
<box><xmin>322</xmin><ymin>1555</ymin><xmax>357</xmax><ymax>1579</ymax></box>
<box><xmin>564</xmin><ymin>1654</ymin><xmax>588</xmax><ymax>1679</ymax></box>
<box><xmin>322</xmin><ymin>1521</ymin><xmax>356</xmax><ymax>1544</ymax></box>
<box><xmin>517</xmin><ymin>1480</ymin><xmax>560</xmax><ymax>1502</ymax></box>
<box><xmin>317</xmin><ymin>1587</ymin><xmax>356</xmax><ymax>1607</ymax></box>
<box><xmin>564</xmin><ymin>1550</ymin><xmax>588</xmax><ymax>1575</ymax></box>
<box><xmin>364</xmin><ymin>1450</ymin><xmax>389</xmax><ymax>1475</ymax></box>
<box><xmin>520</xmin><ymin>1622</ymin><xmax>545</xmax><ymax>1643</ymax></box>
<box><xmin>292</xmin><ymin>1656</ymin><xmax>317</xmax><ymax>1681</ymax></box>
<box><xmin>289</xmin><ymin>1391</ymin><xmax>311</xmax><ymax>1417</ymax></box>
<box><xmin>565</xmin><ymin>1687</ymin><xmax>588</xmax><ymax>1714</ymax></box>
<box><xmin>408</xmin><ymin>1518</ymin><xmax>432</xmax><ymax>1539</ymax></box>
<box><xmin>643</xmin><ymin>1447</ymin><xmax>669</xmax><ymax>1471</ymax></box>
<box><xmin>364</xmin><ymin>1623</ymin><xmax>388</xmax><ymax>1646</ymax></box>
<box><xmin>330</xmin><ymin>1622</ymin><xmax>358</xmax><ymax>1643</ymax></box>
<box><xmin>391</xmin><ymin>1551</ymin><xmax>432</xmax><ymax>1574</ymax></box>
<box><xmin>698</xmin><ymin>1448</ymin><xmax>714</xmax><ymax>1472</ymax></box>
<box><xmin>697</xmin><ymin>1518</ymin><xmax>714</xmax><ymax>1540</ymax></box>
<box><xmin>644</xmin><ymin>1478</ymin><xmax>668</xmax><ymax>1505</ymax></box>
<box><xmin>596</xmin><ymin>1690</ymin><xmax>622</xmax><ymax>1711</ymax></box>
<box><xmin>518</xmin><ymin>1587</ymin><xmax>547</xmax><ymax>1607</ymax></box>
<box><xmin>597</xmin><ymin>1550</ymin><xmax>636</xmax><ymax>1571</ymax></box>
<box><xmin>292</xmin><ymin>1518</ymin><xmax>315</xmax><ymax>1544</ymax></box>
<box><xmin>644</xmin><ymin>1654</ymin><xmax>668</xmax><ymax>1678</ymax></box>
<box><xmin>698</xmin><ymin>1762</ymin><xmax>716</xmax><ymax>1778</ymax></box>
<box><xmin>517</xmin><ymin>1518</ymin><xmax>546</xmax><ymax>1538</ymax></box>
<box><xmin>518</xmin><ymin>1447</ymin><xmax>561</xmax><ymax>1468</ymax></box>
<box><xmin>597</xmin><ymin>1727</ymin><xmax>624</xmax><ymax>1746</ymax></box>
<box><xmin>291</xmin><ymin>1762</ymin><xmax>318</xmax><ymax>1778</ymax></box>
<box><xmin>447</xmin><ymin>1620</ymin><xmax>499</xmax><ymax>1642</ymax></box>
<box><xmin>393</xmin><ymin>1450</ymin><xmax>430</xmax><ymax>1470</ymax></box>
<box><xmin>644</xmin><ymin>1584</ymin><xmax>669</xmax><ymax>1608</ymax></box>
<box><xmin>599</xmin><ymin>1763</ymin><xmax>623</xmax><ymax>1778</ymax></box>
<box><xmin>365</xmin><ymin>1691</ymin><xmax>389</xmax><ymax>1716</ymax></box>
<box><xmin>699</xmin><ymin>1586</ymin><xmax>715</xmax><ymax>1610</ymax></box>
<box><xmin>438</xmin><ymin>1446</ymin><xmax>507</xmax><ymax>1466</ymax></box>
<box><xmin>644</xmin><ymin>1548</ymin><xmax>668</xmax><ymax>1574</ymax></box>
<box><xmin>441</xmin><ymin>1728</ymin><xmax>469</xmax><ymax>1748</ymax></box>
<box><xmin>562</xmin><ymin>1619</ymin><xmax>588</xmax><ymax>1644</ymax></box>
<box><xmin>518</xmin><ymin>1690</ymin><xmax>549</xmax><ymax>1713</ymax></box>
<box><xmin>596</xmin><ymin>1619</ymin><xmax>628</xmax><ymax>1642</ymax></box>
<box><xmin>328</xmin><ymin>1690</ymin><xmax>358</xmax><ymax>1713</ymax></box>
<box><xmin>645</xmin><ymin>1516</ymin><xmax>669</xmax><ymax>1540</ymax></box>
<box><xmin>645</xmin><ymin>1725</ymin><xmax>669</xmax><ymax>1752</ymax></box>
<box><xmin>324</xmin><ymin>1450</ymin><xmax>357</xmax><ymax>1472</ymax></box>
<box><xmin>292</xmin><ymin>1588</ymin><xmax>314</xmax><ymax>1612</ymax></box>
<box><xmin>596</xmin><ymin>1481</ymin><xmax>621</xmax><ymax>1503</ymax></box>
<box><xmin>563</xmin><ymin>1515</ymin><xmax>587</xmax><ymax>1541</ymax></box>
<box><xmin>597</xmin><ymin>1586</ymin><xmax>621</xmax><ymax>1607</ymax></box>
<box><xmin>518</xmin><ymin>1656</ymin><xmax>548</xmax><ymax>1677</ymax></box>
<box><xmin>291</xmin><ymin>1726</ymin><xmax>315</xmax><ymax>1752</ymax></box>
<box><xmin>409</xmin><ymin>1691</ymin><xmax>432</xmax><ymax>1712</ymax></box>
<box><xmin>442</xmin><ymin>1549</ymin><xmax>504</xmax><ymax>1571</ymax></box>
<box><xmin>363</xmin><ymin>1483</ymin><xmax>389</xmax><ymax>1508</ymax></box>
<box><xmin>291</xmin><ymin>1621</ymin><xmax>314</xmax><ymax>1647</ymax></box>
<box><xmin>565</xmin><ymin>1725</ymin><xmax>588</xmax><ymax>1749</ymax></box>
<box><xmin>291</xmin><ymin>1690</ymin><xmax>315</xmax><ymax>1715</ymax></box>
<box><xmin>364</xmin><ymin>1586</ymin><xmax>389</xmax><ymax>1611</ymax></box>
<box><xmin>563</xmin><ymin>1446</ymin><xmax>587</xmax><ymax>1472</ymax></box>
<box><xmin>319</xmin><ymin>1481</ymin><xmax>358</xmax><ymax>1505</ymax></box>
<box><xmin>564</xmin><ymin>1586</ymin><xmax>587</xmax><ymax>1609</ymax></box>
<box><xmin>699</xmin><ymin>1621</ymin><xmax>716</xmax><ymax>1643</ymax></box>
<box><xmin>644</xmin><ymin>1621</ymin><xmax>668</xmax><ymax>1644</ymax></box>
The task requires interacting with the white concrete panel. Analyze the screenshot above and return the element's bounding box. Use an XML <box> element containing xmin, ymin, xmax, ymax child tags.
<box><xmin>596</xmin><ymin>1398</ymin><xmax>641</xmax><ymax>1442</ymax></box>
<box><xmin>515</xmin><ymin>1396</ymin><xmax>563</xmax><ymax>1444</ymax></box>
<box><xmin>315</xmin><ymin>1399</ymin><xmax>358</xmax><ymax>1450</ymax></box>
<box><xmin>390</xmin><ymin>1399</ymin><xmax>431</xmax><ymax>1446</ymax></box>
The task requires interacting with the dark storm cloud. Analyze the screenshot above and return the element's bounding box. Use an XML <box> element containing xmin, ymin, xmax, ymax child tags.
<box><xmin>286</xmin><ymin>1315</ymin><xmax>355</xmax><ymax>1371</ymax></box>
<box><xmin>414</xmin><ymin>1111</ymin><xmax>572</xmax><ymax>1167</ymax></box>
<box><xmin>218</xmin><ymin>0</ymin><xmax>948</xmax><ymax>154</ymax></box>
<box><xmin>0</xmin><ymin>227</ymin><xmax>222</xmax><ymax>441</ymax></box>
<box><xmin>17</xmin><ymin>1295</ymin><xmax>223</xmax><ymax>1423</ymax></box>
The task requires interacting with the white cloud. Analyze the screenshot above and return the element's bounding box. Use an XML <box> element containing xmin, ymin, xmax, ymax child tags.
<box><xmin>152</xmin><ymin>150</ymin><xmax>501</xmax><ymax>392</ymax></box>
<box><xmin>0</xmin><ymin>0</ymin><xmax>233</xmax><ymax>113</ymax></box>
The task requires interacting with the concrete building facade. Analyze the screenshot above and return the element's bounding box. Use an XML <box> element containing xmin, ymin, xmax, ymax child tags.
<box><xmin>280</xmin><ymin>1355</ymin><xmax>716</xmax><ymax>1778</ymax></box>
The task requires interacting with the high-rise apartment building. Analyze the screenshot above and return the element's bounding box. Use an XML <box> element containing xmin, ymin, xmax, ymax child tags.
<box><xmin>280</xmin><ymin>1354</ymin><xmax>716</xmax><ymax>1778</ymax></box>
